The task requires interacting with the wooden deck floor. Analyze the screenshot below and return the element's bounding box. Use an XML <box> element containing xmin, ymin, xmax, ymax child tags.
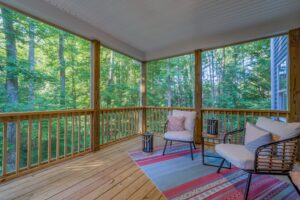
<box><xmin>0</xmin><ymin>136</ymin><xmax>166</xmax><ymax>200</ymax></box>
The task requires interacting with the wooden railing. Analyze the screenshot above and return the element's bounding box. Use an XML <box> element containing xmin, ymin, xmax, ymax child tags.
<box><xmin>145</xmin><ymin>107</ymin><xmax>289</xmax><ymax>134</ymax></box>
<box><xmin>0</xmin><ymin>109</ymin><xmax>93</xmax><ymax>181</ymax></box>
<box><xmin>202</xmin><ymin>108</ymin><xmax>289</xmax><ymax>133</ymax></box>
<box><xmin>0</xmin><ymin>106</ymin><xmax>290</xmax><ymax>181</ymax></box>
<box><xmin>99</xmin><ymin>107</ymin><xmax>142</xmax><ymax>145</ymax></box>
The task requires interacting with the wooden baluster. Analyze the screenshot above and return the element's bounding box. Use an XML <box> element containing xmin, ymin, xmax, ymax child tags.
<box><xmin>78</xmin><ymin>115</ymin><xmax>81</xmax><ymax>152</ymax></box>
<box><xmin>230</xmin><ymin>112</ymin><xmax>233</xmax><ymax>131</ymax></box>
<box><xmin>244</xmin><ymin>112</ymin><xmax>247</xmax><ymax>127</ymax></box>
<box><xmin>38</xmin><ymin>117</ymin><xmax>42</xmax><ymax>165</ymax></box>
<box><xmin>152</xmin><ymin>109</ymin><xmax>155</xmax><ymax>132</ymax></box>
<box><xmin>237</xmin><ymin>112</ymin><xmax>240</xmax><ymax>130</ymax></box>
<box><xmin>89</xmin><ymin>112</ymin><xmax>92</xmax><ymax>149</ymax></box>
<box><xmin>48</xmin><ymin>116</ymin><xmax>52</xmax><ymax>163</ymax></box>
<box><xmin>116</xmin><ymin>111</ymin><xmax>119</xmax><ymax>139</ymax></box>
<box><xmin>118</xmin><ymin>110</ymin><xmax>123</xmax><ymax>138</ymax></box>
<box><xmin>27</xmin><ymin>118</ymin><xmax>32</xmax><ymax>169</ymax></box>
<box><xmin>64</xmin><ymin>115</ymin><xmax>67</xmax><ymax>157</ymax></box>
<box><xmin>126</xmin><ymin>110</ymin><xmax>129</xmax><ymax>136</ymax></box>
<box><xmin>217</xmin><ymin>111</ymin><xmax>221</xmax><ymax>133</ymax></box>
<box><xmin>251</xmin><ymin>112</ymin><xmax>254</xmax><ymax>124</ymax></box>
<box><xmin>136</xmin><ymin>109</ymin><xmax>139</xmax><ymax>134</ymax></box>
<box><xmin>106</xmin><ymin>111</ymin><xmax>109</xmax><ymax>142</ymax></box>
<box><xmin>121</xmin><ymin>111</ymin><xmax>124</xmax><ymax>138</ymax></box>
<box><xmin>56</xmin><ymin>114</ymin><xmax>60</xmax><ymax>160</ymax></box>
<box><xmin>2</xmin><ymin>122</ymin><xmax>7</xmax><ymax>176</ymax></box>
<box><xmin>71</xmin><ymin>113</ymin><xmax>75</xmax><ymax>155</ymax></box>
<box><xmin>130</xmin><ymin>110</ymin><xmax>133</xmax><ymax>135</ymax></box>
<box><xmin>132</xmin><ymin>110</ymin><xmax>134</xmax><ymax>134</ymax></box>
<box><xmin>155</xmin><ymin>109</ymin><xmax>158</xmax><ymax>133</ymax></box>
<box><xmin>84</xmin><ymin>112</ymin><xmax>87</xmax><ymax>150</ymax></box>
<box><xmin>16</xmin><ymin>119</ymin><xmax>20</xmax><ymax>175</ymax></box>
<box><xmin>224</xmin><ymin>112</ymin><xmax>227</xmax><ymax>133</ymax></box>
<box><xmin>114</xmin><ymin>111</ymin><xmax>117</xmax><ymax>140</ymax></box>
<box><xmin>101</xmin><ymin>111</ymin><xmax>104</xmax><ymax>144</ymax></box>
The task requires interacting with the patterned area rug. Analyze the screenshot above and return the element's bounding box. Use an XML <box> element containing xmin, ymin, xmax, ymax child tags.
<box><xmin>129</xmin><ymin>143</ymin><xmax>299</xmax><ymax>200</ymax></box>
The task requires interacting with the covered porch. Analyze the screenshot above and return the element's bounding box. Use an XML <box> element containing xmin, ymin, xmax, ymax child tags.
<box><xmin>0</xmin><ymin>0</ymin><xmax>300</xmax><ymax>199</ymax></box>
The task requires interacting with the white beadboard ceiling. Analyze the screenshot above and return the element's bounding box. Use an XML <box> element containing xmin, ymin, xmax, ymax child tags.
<box><xmin>1</xmin><ymin>0</ymin><xmax>300</xmax><ymax>61</ymax></box>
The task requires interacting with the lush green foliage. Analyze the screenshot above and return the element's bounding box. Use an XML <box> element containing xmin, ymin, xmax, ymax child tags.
<box><xmin>100</xmin><ymin>47</ymin><xmax>140</xmax><ymax>108</ymax></box>
<box><xmin>147</xmin><ymin>55</ymin><xmax>195</xmax><ymax>107</ymax></box>
<box><xmin>202</xmin><ymin>39</ymin><xmax>272</xmax><ymax>109</ymax></box>
<box><xmin>0</xmin><ymin>8</ymin><xmax>91</xmax><ymax>113</ymax></box>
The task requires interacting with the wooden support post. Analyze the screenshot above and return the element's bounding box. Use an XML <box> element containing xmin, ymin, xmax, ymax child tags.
<box><xmin>140</xmin><ymin>61</ymin><xmax>147</xmax><ymax>133</ymax></box>
<box><xmin>194</xmin><ymin>49</ymin><xmax>202</xmax><ymax>144</ymax></box>
<box><xmin>288</xmin><ymin>29</ymin><xmax>300</xmax><ymax>160</ymax></box>
<box><xmin>91</xmin><ymin>40</ymin><xmax>101</xmax><ymax>151</ymax></box>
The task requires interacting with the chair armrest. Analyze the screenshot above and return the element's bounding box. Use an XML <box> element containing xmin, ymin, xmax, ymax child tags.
<box><xmin>224</xmin><ymin>128</ymin><xmax>245</xmax><ymax>144</ymax></box>
<box><xmin>164</xmin><ymin>120</ymin><xmax>169</xmax><ymax>133</ymax></box>
<box><xmin>254</xmin><ymin>135</ymin><xmax>300</xmax><ymax>173</ymax></box>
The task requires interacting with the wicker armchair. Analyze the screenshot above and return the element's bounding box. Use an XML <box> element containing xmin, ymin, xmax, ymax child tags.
<box><xmin>216</xmin><ymin>125</ymin><xmax>300</xmax><ymax>200</ymax></box>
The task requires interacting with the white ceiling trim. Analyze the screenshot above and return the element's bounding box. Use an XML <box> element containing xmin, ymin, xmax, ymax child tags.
<box><xmin>0</xmin><ymin>0</ymin><xmax>145</xmax><ymax>61</ymax></box>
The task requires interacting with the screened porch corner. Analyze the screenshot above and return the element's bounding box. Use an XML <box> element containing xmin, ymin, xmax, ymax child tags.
<box><xmin>0</xmin><ymin>1</ymin><xmax>300</xmax><ymax>200</ymax></box>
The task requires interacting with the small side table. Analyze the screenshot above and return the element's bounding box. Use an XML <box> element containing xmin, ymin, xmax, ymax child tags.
<box><xmin>202</xmin><ymin>132</ymin><xmax>231</xmax><ymax>168</ymax></box>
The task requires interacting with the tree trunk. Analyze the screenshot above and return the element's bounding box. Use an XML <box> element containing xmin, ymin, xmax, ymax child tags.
<box><xmin>107</xmin><ymin>50</ymin><xmax>114</xmax><ymax>107</ymax></box>
<box><xmin>166</xmin><ymin>59</ymin><xmax>172</xmax><ymax>107</ymax></box>
<box><xmin>71</xmin><ymin>45</ymin><xmax>77</xmax><ymax>109</ymax></box>
<box><xmin>209</xmin><ymin>51</ymin><xmax>215</xmax><ymax>106</ymax></box>
<box><xmin>2</xmin><ymin>8</ymin><xmax>18</xmax><ymax>141</ymax></box>
<box><xmin>2</xmin><ymin>7</ymin><xmax>18</xmax><ymax>169</ymax></box>
<box><xmin>28</xmin><ymin>18</ymin><xmax>35</xmax><ymax>111</ymax></box>
<box><xmin>59</xmin><ymin>33</ymin><xmax>66</xmax><ymax>106</ymax></box>
<box><xmin>189</xmin><ymin>54</ymin><xmax>195</xmax><ymax>107</ymax></box>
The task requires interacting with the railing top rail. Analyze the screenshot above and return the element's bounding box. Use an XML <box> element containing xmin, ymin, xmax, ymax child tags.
<box><xmin>145</xmin><ymin>106</ymin><xmax>195</xmax><ymax>111</ymax></box>
<box><xmin>201</xmin><ymin>108</ymin><xmax>289</xmax><ymax>113</ymax></box>
<box><xmin>0</xmin><ymin>109</ymin><xmax>94</xmax><ymax>118</ymax></box>
<box><xmin>100</xmin><ymin>107</ymin><xmax>143</xmax><ymax>112</ymax></box>
<box><xmin>0</xmin><ymin>106</ymin><xmax>289</xmax><ymax>118</ymax></box>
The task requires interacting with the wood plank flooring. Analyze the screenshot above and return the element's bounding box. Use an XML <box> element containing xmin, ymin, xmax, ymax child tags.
<box><xmin>0</xmin><ymin>136</ymin><xmax>166</xmax><ymax>200</ymax></box>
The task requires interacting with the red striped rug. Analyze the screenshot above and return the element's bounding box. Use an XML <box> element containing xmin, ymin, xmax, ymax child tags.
<box><xmin>129</xmin><ymin>144</ymin><xmax>299</xmax><ymax>200</ymax></box>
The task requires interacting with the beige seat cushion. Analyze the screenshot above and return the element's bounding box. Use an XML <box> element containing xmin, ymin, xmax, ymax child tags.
<box><xmin>215</xmin><ymin>144</ymin><xmax>255</xmax><ymax>170</ymax></box>
<box><xmin>164</xmin><ymin>131</ymin><xmax>193</xmax><ymax>142</ymax></box>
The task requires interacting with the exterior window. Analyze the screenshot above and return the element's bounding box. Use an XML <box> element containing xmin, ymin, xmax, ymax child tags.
<box><xmin>271</xmin><ymin>36</ymin><xmax>288</xmax><ymax>110</ymax></box>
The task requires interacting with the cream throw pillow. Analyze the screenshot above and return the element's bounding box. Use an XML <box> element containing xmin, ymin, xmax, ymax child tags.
<box><xmin>245</xmin><ymin>122</ymin><xmax>272</xmax><ymax>153</ymax></box>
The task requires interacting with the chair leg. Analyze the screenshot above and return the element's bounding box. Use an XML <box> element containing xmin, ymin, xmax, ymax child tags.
<box><xmin>244</xmin><ymin>173</ymin><xmax>252</xmax><ymax>200</ymax></box>
<box><xmin>217</xmin><ymin>159</ymin><xmax>225</xmax><ymax>173</ymax></box>
<box><xmin>162</xmin><ymin>140</ymin><xmax>168</xmax><ymax>156</ymax></box>
<box><xmin>193</xmin><ymin>142</ymin><xmax>196</xmax><ymax>149</ymax></box>
<box><xmin>288</xmin><ymin>174</ymin><xmax>300</xmax><ymax>195</ymax></box>
<box><xmin>189</xmin><ymin>142</ymin><xmax>194</xmax><ymax>160</ymax></box>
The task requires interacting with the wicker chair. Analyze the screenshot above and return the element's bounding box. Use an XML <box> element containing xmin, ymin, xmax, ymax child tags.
<box><xmin>216</xmin><ymin>118</ymin><xmax>300</xmax><ymax>200</ymax></box>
